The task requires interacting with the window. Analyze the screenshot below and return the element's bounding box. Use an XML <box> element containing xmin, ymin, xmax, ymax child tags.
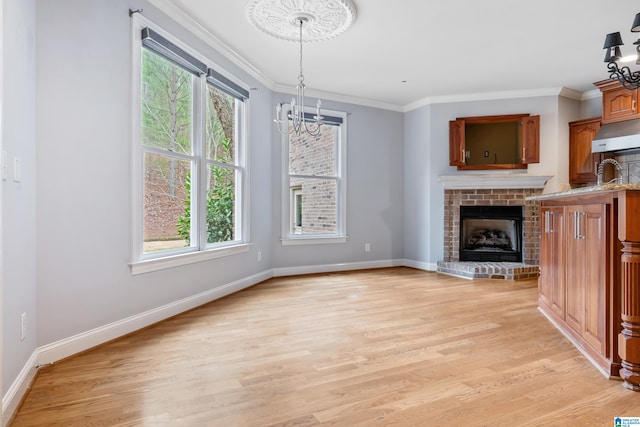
<box><xmin>131</xmin><ymin>21</ymin><xmax>249</xmax><ymax>274</ymax></box>
<box><xmin>290</xmin><ymin>186</ymin><xmax>303</xmax><ymax>234</ymax></box>
<box><xmin>281</xmin><ymin>109</ymin><xmax>347</xmax><ymax>244</ymax></box>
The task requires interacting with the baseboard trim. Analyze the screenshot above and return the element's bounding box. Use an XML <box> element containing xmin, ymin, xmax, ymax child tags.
<box><xmin>2</xmin><ymin>350</ymin><xmax>38</xmax><ymax>427</ymax></box>
<box><xmin>2</xmin><ymin>270</ymin><xmax>272</xmax><ymax>424</ymax></box>
<box><xmin>403</xmin><ymin>259</ymin><xmax>438</xmax><ymax>272</ymax></box>
<box><xmin>272</xmin><ymin>259</ymin><xmax>405</xmax><ymax>277</ymax></box>
<box><xmin>36</xmin><ymin>269</ymin><xmax>273</xmax><ymax>366</ymax></box>
<box><xmin>3</xmin><ymin>259</ymin><xmax>438</xmax><ymax>423</ymax></box>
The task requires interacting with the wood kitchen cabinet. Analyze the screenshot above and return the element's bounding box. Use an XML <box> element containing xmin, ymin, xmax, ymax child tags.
<box><xmin>448</xmin><ymin>114</ymin><xmax>540</xmax><ymax>170</ymax></box>
<box><xmin>538</xmin><ymin>193</ymin><xmax>620</xmax><ymax>377</ymax></box>
<box><xmin>594</xmin><ymin>79</ymin><xmax>640</xmax><ymax>124</ymax></box>
<box><xmin>449</xmin><ymin>119</ymin><xmax>465</xmax><ymax>167</ymax></box>
<box><xmin>569</xmin><ymin>117</ymin><xmax>605</xmax><ymax>186</ymax></box>
<box><xmin>520</xmin><ymin>115</ymin><xmax>540</xmax><ymax>164</ymax></box>
<box><xmin>564</xmin><ymin>204</ymin><xmax>607</xmax><ymax>354</ymax></box>
<box><xmin>538</xmin><ymin>206</ymin><xmax>565</xmax><ymax>318</ymax></box>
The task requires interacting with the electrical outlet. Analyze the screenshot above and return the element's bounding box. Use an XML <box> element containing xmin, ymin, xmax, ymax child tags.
<box><xmin>21</xmin><ymin>312</ymin><xmax>27</xmax><ymax>341</ymax></box>
<box><xmin>365</xmin><ymin>243</ymin><xmax>371</xmax><ymax>252</ymax></box>
<box><xmin>257</xmin><ymin>251</ymin><xmax>262</xmax><ymax>262</ymax></box>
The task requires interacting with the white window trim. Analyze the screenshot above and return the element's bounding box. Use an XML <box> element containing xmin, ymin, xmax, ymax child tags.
<box><xmin>280</xmin><ymin>105</ymin><xmax>347</xmax><ymax>245</ymax></box>
<box><xmin>130</xmin><ymin>15</ymin><xmax>250</xmax><ymax>274</ymax></box>
<box><xmin>281</xmin><ymin>237</ymin><xmax>347</xmax><ymax>246</ymax></box>
<box><xmin>130</xmin><ymin>243</ymin><xmax>251</xmax><ymax>276</ymax></box>
<box><xmin>290</xmin><ymin>185</ymin><xmax>303</xmax><ymax>234</ymax></box>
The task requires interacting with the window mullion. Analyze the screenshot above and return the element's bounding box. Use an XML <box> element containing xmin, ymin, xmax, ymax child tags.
<box><xmin>142</xmin><ymin>145</ymin><xmax>195</xmax><ymax>162</ymax></box>
<box><xmin>210</xmin><ymin>160</ymin><xmax>242</xmax><ymax>171</ymax></box>
<box><xmin>193</xmin><ymin>74</ymin><xmax>207</xmax><ymax>251</ymax></box>
<box><xmin>235</xmin><ymin>100</ymin><xmax>245</xmax><ymax>242</ymax></box>
<box><xmin>289</xmin><ymin>174</ymin><xmax>338</xmax><ymax>181</ymax></box>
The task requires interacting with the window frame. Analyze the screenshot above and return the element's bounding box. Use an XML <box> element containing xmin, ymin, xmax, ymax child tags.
<box><xmin>280</xmin><ymin>105</ymin><xmax>348</xmax><ymax>245</ymax></box>
<box><xmin>290</xmin><ymin>185</ymin><xmax>303</xmax><ymax>234</ymax></box>
<box><xmin>130</xmin><ymin>16</ymin><xmax>250</xmax><ymax>275</ymax></box>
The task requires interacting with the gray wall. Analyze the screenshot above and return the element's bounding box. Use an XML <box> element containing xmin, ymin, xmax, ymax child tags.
<box><xmin>403</xmin><ymin>95</ymin><xmax>570</xmax><ymax>266</ymax></box>
<box><xmin>2</xmin><ymin>0</ymin><xmax>606</xmax><ymax>412</ymax></box>
<box><xmin>581</xmin><ymin>94</ymin><xmax>603</xmax><ymax>119</ymax></box>
<box><xmin>1</xmin><ymin>0</ymin><xmax>405</xmax><ymax>403</ymax></box>
<box><xmin>403</xmin><ymin>105</ymin><xmax>433</xmax><ymax>266</ymax></box>
<box><xmin>270</xmin><ymin>95</ymin><xmax>405</xmax><ymax>268</ymax></box>
<box><xmin>2</xmin><ymin>0</ymin><xmax>37</xmax><ymax>397</ymax></box>
<box><xmin>34</xmin><ymin>0</ymin><xmax>273</xmax><ymax>347</ymax></box>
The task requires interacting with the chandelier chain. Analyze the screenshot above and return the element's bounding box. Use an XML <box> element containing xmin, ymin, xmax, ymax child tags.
<box><xmin>298</xmin><ymin>19</ymin><xmax>304</xmax><ymax>85</ymax></box>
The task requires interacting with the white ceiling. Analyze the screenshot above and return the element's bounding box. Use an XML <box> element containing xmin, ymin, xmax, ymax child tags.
<box><xmin>151</xmin><ymin>0</ymin><xmax>640</xmax><ymax>110</ymax></box>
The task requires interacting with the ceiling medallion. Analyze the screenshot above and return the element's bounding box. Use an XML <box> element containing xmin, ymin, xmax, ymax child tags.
<box><xmin>246</xmin><ymin>0</ymin><xmax>356</xmax><ymax>42</ymax></box>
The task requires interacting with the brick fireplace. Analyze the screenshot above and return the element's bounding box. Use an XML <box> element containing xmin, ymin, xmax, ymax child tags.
<box><xmin>459</xmin><ymin>205</ymin><xmax>523</xmax><ymax>262</ymax></box>
<box><xmin>436</xmin><ymin>174</ymin><xmax>551</xmax><ymax>280</ymax></box>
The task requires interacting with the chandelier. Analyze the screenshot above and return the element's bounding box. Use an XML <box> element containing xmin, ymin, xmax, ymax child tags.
<box><xmin>246</xmin><ymin>0</ymin><xmax>356</xmax><ymax>137</ymax></box>
<box><xmin>275</xmin><ymin>16</ymin><xmax>323</xmax><ymax>137</ymax></box>
<box><xmin>603</xmin><ymin>12</ymin><xmax>640</xmax><ymax>90</ymax></box>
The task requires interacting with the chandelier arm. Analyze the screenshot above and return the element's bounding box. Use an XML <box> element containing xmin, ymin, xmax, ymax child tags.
<box><xmin>303</xmin><ymin>121</ymin><xmax>322</xmax><ymax>136</ymax></box>
<box><xmin>291</xmin><ymin>112</ymin><xmax>301</xmax><ymax>134</ymax></box>
<box><xmin>608</xmin><ymin>61</ymin><xmax>640</xmax><ymax>90</ymax></box>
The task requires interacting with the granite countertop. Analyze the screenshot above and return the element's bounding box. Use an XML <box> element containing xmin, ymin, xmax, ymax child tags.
<box><xmin>527</xmin><ymin>183</ymin><xmax>640</xmax><ymax>200</ymax></box>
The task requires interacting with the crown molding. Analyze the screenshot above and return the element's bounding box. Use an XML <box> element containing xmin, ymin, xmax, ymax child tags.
<box><xmin>147</xmin><ymin>0</ymin><xmax>404</xmax><ymax>112</ymax></box>
<box><xmin>404</xmin><ymin>87</ymin><xmax>577</xmax><ymax>112</ymax></box>
<box><xmin>581</xmin><ymin>88</ymin><xmax>602</xmax><ymax>101</ymax></box>
<box><xmin>272</xmin><ymin>83</ymin><xmax>405</xmax><ymax>112</ymax></box>
<box><xmin>145</xmin><ymin>1</ymin><xmax>593</xmax><ymax>114</ymax></box>
<box><xmin>558</xmin><ymin>87</ymin><xmax>585</xmax><ymax>101</ymax></box>
<box><xmin>147</xmin><ymin>0</ymin><xmax>274</xmax><ymax>90</ymax></box>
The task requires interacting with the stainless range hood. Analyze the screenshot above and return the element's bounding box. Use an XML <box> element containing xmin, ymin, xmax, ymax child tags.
<box><xmin>592</xmin><ymin>119</ymin><xmax>640</xmax><ymax>153</ymax></box>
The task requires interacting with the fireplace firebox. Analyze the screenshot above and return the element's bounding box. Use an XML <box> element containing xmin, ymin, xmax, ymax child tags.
<box><xmin>459</xmin><ymin>205</ymin><xmax>523</xmax><ymax>262</ymax></box>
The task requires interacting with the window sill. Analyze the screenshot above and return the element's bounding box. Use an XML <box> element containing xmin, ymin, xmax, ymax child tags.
<box><xmin>130</xmin><ymin>243</ymin><xmax>251</xmax><ymax>275</ymax></box>
<box><xmin>281</xmin><ymin>236</ymin><xmax>348</xmax><ymax>246</ymax></box>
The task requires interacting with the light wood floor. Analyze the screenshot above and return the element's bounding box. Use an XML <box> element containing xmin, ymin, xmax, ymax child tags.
<box><xmin>10</xmin><ymin>267</ymin><xmax>640</xmax><ymax>426</ymax></box>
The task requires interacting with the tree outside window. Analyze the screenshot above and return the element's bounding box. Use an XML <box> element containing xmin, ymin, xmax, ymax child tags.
<box><xmin>139</xmin><ymin>40</ymin><xmax>244</xmax><ymax>257</ymax></box>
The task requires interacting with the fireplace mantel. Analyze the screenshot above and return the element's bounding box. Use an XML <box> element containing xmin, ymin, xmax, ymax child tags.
<box><xmin>439</xmin><ymin>174</ymin><xmax>553</xmax><ymax>190</ymax></box>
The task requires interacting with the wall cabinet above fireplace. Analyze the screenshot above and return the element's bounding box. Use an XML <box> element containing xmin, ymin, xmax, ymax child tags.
<box><xmin>449</xmin><ymin>114</ymin><xmax>540</xmax><ymax>170</ymax></box>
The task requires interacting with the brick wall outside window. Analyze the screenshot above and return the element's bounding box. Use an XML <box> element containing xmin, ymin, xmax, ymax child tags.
<box><xmin>289</xmin><ymin>126</ymin><xmax>337</xmax><ymax>234</ymax></box>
